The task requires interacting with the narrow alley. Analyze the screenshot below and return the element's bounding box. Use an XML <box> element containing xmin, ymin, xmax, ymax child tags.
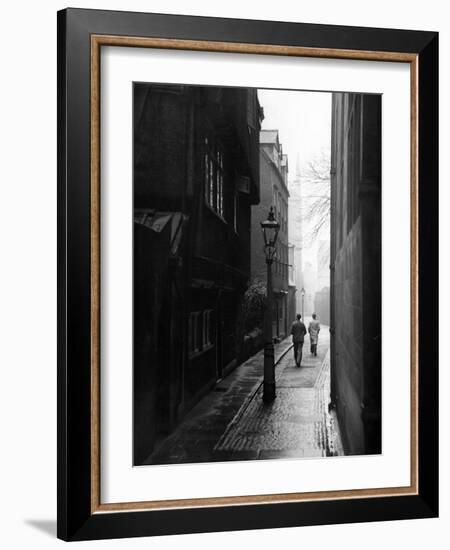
<box><xmin>143</xmin><ymin>325</ymin><xmax>343</xmax><ymax>466</ymax></box>
<box><xmin>134</xmin><ymin>85</ymin><xmax>382</xmax><ymax>464</ymax></box>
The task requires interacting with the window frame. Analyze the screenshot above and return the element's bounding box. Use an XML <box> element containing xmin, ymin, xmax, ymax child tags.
<box><xmin>203</xmin><ymin>135</ymin><xmax>225</xmax><ymax>220</ymax></box>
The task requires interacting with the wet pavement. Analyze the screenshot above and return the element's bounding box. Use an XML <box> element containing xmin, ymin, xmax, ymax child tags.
<box><xmin>143</xmin><ymin>326</ymin><xmax>343</xmax><ymax>466</ymax></box>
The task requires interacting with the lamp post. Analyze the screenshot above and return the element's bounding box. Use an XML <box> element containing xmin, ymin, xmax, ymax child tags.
<box><xmin>301</xmin><ymin>287</ymin><xmax>305</xmax><ymax>320</ymax></box>
<box><xmin>261</xmin><ymin>207</ymin><xmax>280</xmax><ymax>403</ymax></box>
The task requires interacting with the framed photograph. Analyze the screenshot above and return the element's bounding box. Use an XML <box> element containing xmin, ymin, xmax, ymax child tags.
<box><xmin>57</xmin><ymin>8</ymin><xmax>438</xmax><ymax>541</ymax></box>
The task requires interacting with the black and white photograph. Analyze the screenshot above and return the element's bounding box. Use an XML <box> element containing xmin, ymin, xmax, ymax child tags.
<box><xmin>0</xmin><ymin>0</ymin><xmax>444</xmax><ymax>544</ymax></box>
<box><xmin>133</xmin><ymin>83</ymin><xmax>381</xmax><ymax>466</ymax></box>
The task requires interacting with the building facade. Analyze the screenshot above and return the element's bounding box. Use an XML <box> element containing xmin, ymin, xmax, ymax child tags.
<box><xmin>301</xmin><ymin>261</ymin><xmax>317</xmax><ymax>317</ymax></box>
<box><xmin>133</xmin><ymin>84</ymin><xmax>262</xmax><ymax>463</ymax></box>
<box><xmin>330</xmin><ymin>93</ymin><xmax>382</xmax><ymax>455</ymax></box>
<box><xmin>288</xmin><ymin>155</ymin><xmax>304</xmax><ymax>314</ymax></box>
<box><xmin>314</xmin><ymin>287</ymin><xmax>330</xmax><ymax>326</ymax></box>
<box><xmin>251</xmin><ymin>130</ymin><xmax>290</xmax><ymax>340</ymax></box>
<box><xmin>314</xmin><ymin>239</ymin><xmax>330</xmax><ymax>325</ymax></box>
<box><xmin>288</xmin><ymin>243</ymin><xmax>297</xmax><ymax>328</ymax></box>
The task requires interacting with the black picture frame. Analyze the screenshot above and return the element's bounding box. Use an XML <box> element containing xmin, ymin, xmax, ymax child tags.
<box><xmin>57</xmin><ymin>7</ymin><xmax>438</xmax><ymax>541</ymax></box>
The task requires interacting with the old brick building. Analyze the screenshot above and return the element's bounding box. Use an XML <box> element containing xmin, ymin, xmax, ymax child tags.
<box><xmin>133</xmin><ymin>84</ymin><xmax>262</xmax><ymax>464</ymax></box>
<box><xmin>330</xmin><ymin>93</ymin><xmax>382</xmax><ymax>455</ymax></box>
<box><xmin>288</xmin><ymin>243</ymin><xmax>297</xmax><ymax>329</ymax></box>
<box><xmin>251</xmin><ymin>130</ymin><xmax>291</xmax><ymax>340</ymax></box>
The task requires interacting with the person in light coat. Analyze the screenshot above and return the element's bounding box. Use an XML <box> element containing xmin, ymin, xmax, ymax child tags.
<box><xmin>308</xmin><ymin>313</ymin><xmax>320</xmax><ymax>356</ymax></box>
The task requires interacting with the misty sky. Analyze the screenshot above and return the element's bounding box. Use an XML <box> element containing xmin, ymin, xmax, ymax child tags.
<box><xmin>258</xmin><ymin>89</ymin><xmax>332</xmax><ymax>177</ymax></box>
<box><xmin>257</xmin><ymin>89</ymin><xmax>332</xmax><ymax>287</ymax></box>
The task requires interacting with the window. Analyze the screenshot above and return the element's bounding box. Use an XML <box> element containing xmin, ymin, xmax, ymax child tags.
<box><xmin>204</xmin><ymin>137</ymin><xmax>224</xmax><ymax>217</ymax></box>
<box><xmin>188</xmin><ymin>312</ymin><xmax>201</xmax><ymax>354</ymax></box>
<box><xmin>202</xmin><ymin>310</ymin><xmax>213</xmax><ymax>348</ymax></box>
<box><xmin>273</xmin><ymin>186</ymin><xmax>278</xmax><ymax>218</ymax></box>
<box><xmin>189</xmin><ymin>309</ymin><xmax>214</xmax><ymax>356</ymax></box>
<box><xmin>246</xmin><ymin>91</ymin><xmax>258</xmax><ymax>129</ymax></box>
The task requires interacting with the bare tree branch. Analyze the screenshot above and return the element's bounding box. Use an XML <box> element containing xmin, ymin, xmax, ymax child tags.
<box><xmin>298</xmin><ymin>149</ymin><xmax>331</xmax><ymax>246</ymax></box>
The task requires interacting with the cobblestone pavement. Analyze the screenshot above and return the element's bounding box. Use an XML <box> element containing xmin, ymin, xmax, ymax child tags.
<box><xmin>143</xmin><ymin>328</ymin><xmax>343</xmax><ymax>465</ymax></box>
<box><xmin>143</xmin><ymin>338</ymin><xmax>294</xmax><ymax>465</ymax></box>
<box><xmin>215</xmin><ymin>328</ymin><xmax>344</xmax><ymax>460</ymax></box>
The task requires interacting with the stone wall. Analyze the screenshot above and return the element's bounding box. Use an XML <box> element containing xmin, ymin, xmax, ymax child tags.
<box><xmin>332</xmin><ymin>219</ymin><xmax>364</xmax><ymax>453</ymax></box>
<box><xmin>330</xmin><ymin>93</ymin><xmax>381</xmax><ymax>455</ymax></box>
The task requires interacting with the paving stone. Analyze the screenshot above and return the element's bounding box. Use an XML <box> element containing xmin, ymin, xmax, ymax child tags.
<box><xmin>143</xmin><ymin>331</ymin><xmax>344</xmax><ymax>465</ymax></box>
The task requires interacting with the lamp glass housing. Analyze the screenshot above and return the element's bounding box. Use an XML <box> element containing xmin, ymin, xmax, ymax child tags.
<box><xmin>261</xmin><ymin>207</ymin><xmax>280</xmax><ymax>261</ymax></box>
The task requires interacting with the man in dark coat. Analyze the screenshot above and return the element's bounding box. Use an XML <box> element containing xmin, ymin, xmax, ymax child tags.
<box><xmin>291</xmin><ymin>314</ymin><xmax>307</xmax><ymax>367</ymax></box>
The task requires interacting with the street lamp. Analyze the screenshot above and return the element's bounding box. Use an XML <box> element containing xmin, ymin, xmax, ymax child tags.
<box><xmin>261</xmin><ymin>206</ymin><xmax>280</xmax><ymax>403</ymax></box>
<box><xmin>301</xmin><ymin>287</ymin><xmax>305</xmax><ymax>320</ymax></box>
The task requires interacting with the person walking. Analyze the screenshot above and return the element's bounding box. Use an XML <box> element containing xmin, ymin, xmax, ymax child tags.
<box><xmin>308</xmin><ymin>313</ymin><xmax>321</xmax><ymax>356</ymax></box>
<box><xmin>291</xmin><ymin>314</ymin><xmax>307</xmax><ymax>367</ymax></box>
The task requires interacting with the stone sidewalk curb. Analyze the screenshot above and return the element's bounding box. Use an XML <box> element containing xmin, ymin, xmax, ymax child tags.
<box><xmin>214</xmin><ymin>340</ymin><xmax>293</xmax><ymax>450</ymax></box>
